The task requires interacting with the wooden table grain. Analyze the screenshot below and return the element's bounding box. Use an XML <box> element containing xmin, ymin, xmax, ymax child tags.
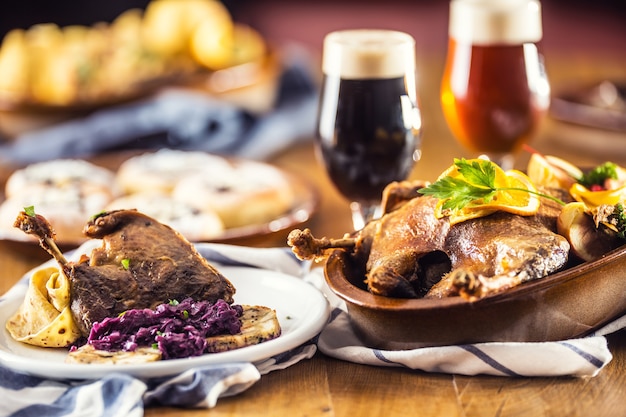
<box><xmin>1</xmin><ymin>52</ymin><xmax>625</xmax><ymax>416</ymax></box>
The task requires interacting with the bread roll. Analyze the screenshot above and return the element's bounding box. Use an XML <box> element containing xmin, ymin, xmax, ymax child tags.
<box><xmin>105</xmin><ymin>192</ymin><xmax>224</xmax><ymax>241</ymax></box>
<box><xmin>173</xmin><ymin>160</ymin><xmax>294</xmax><ymax>228</ymax></box>
<box><xmin>0</xmin><ymin>184</ymin><xmax>114</xmax><ymax>242</ymax></box>
<box><xmin>115</xmin><ymin>149</ymin><xmax>232</xmax><ymax>194</ymax></box>
<box><xmin>5</xmin><ymin>159</ymin><xmax>117</xmax><ymax>199</ymax></box>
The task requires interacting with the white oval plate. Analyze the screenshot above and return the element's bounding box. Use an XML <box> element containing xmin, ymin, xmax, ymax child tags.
<box><xmin>0</xmin><ymin>265</ymin><xmax>329</xmax><ymax>380</ymax></box>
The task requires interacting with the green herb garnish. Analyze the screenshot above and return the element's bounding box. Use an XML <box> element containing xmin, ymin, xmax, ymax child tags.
<box><xmin>578</xmin><ymin>162</ymin><xmax>618</xmax><ymax>188</ymax></box>
<box><xmin>91</xmin><ymin>211</ymin><xmax>107</xmax><ymax>220</ymax></box>
<box><xmin>169</xmin><ymin>299</ymin><xmax>179</xmax><ymax>306</ymax></box>
<box><xmin>418</xmin><ymin>158</ymin><xmax>566</xmax><ymax>209</ymax></box>
<box><xmin>182</xmin><ymin>310</ymin><xmax>189</xmax><ymax>319</ymax></box>
<box><xmin>121</xmin><ymin>258</ymin><xmax>130</xmax><ymax>270</ymax></box>
<box><xmin>24</xmin><ymin>206</ymin><xmax>36</xmax><ymax>217</ymax></box>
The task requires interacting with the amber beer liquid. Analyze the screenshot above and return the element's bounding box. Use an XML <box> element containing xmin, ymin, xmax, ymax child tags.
<box><xmin>317</xmin><ymin>30</ymin><xmax>421</xmax><ymax>203</ymax></box>
<box><xmin>441</xmin><ymin>0</ymin><xmax>550</xmax><ymax>158</ymax></box>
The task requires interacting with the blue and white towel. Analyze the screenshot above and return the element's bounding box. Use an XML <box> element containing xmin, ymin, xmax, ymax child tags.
<box><xmin>317</xmin><ymin>307</ymin><xmax>623</xmax><ymax>378</ymax></box>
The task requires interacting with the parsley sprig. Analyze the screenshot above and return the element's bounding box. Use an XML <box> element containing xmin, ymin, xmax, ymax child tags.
<box><xmin>418</xmin><ymin>158</ymin><xmax>566</xmax><ymax>210</ymax></box>
<box><xmin>578</xmin><ymin>162</ymin><xmax>618</xmax><ymax>188</ymax></box>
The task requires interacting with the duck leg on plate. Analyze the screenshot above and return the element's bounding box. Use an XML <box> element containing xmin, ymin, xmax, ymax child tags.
<box><xmin>288</xmin><ymin>181</ymin><xmax>570</xmax><ymax>300</ymax></box>
<box><xmin>15</xmin><ymin>209</ymin><xmax>236</xmax><ymax>336</ymax></box>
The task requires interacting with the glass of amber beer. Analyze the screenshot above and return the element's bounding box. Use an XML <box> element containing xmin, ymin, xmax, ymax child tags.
<box><xmin>441</xmin><ymin>0</ymin><xmax>550</xmax><ymax>170</ymax></box>
<box><xmin>317</xmin><ymin>29</ymin><xmax>422</xmax><ymax>230</ymax></box>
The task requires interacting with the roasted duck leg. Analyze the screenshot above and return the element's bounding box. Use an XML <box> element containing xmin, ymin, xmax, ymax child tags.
<box><xmin>15</xmin><ymin>209</ymin><xmax>236</xmax><ymax>336</ymax></box>
<box><xmin>288</xmin><ymin>181</ymin><xmax>570</xmax><ymax>300</ymax></box>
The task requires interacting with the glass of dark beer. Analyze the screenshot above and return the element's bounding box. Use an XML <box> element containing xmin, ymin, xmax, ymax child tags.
<box><xmin>441</xmin><ymin>0</ymin><xmax>550</xmax><ymax>170</ymax></box>
<box><xmin>317</xmin><ymin>29</ymin><xmax>422</xmax><ymax>230</ymax></box>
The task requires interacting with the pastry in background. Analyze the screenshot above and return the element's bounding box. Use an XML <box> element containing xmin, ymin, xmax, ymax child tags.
<box><xmin>115</xmin><ymin>149</ymin><xmax>232</xmax><ymax>194</ymax></box>
<box><xmin>0</xmin><ymin>159</ymin><xmax>118</xmax><ymax>242</ymax></box>
<box><xmin>105</xmin><ymin>192</ymin><xmax>225</xmax><ymax>241</ymax></box>
<box><xmin>4</xmin><ymin>159</ymin><xmax>117</xmax><ymax>198</ymax></box>
<box><xmin>173</xmin><ymin>160</ymin><xmax>294</xmax><ymax>229</ymax></box>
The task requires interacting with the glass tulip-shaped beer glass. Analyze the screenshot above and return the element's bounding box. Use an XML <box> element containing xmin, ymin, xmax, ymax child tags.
<box><xmin>441</xmin><ymin>0</ymin><xmax>550</xmax><ymax>170</ymax></box>
<box><xmin>317</xmin><ymin>29</ymin><xmax>422</xmax><ymax>230</ymax></box>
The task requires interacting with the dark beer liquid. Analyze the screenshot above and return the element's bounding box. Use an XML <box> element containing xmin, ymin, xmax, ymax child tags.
<box><xmin>316</xmin><ymin>75</ymin><xmax>420</xmax><ymax>203</ymax></box>
<box><xmin>441</xmin><ymin>39</ymin><xmax>548</xmax><ymax>154</ymax></box>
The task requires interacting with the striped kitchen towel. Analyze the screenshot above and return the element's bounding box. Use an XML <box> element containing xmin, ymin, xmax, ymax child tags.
<box><xmin>317</xmin><ymin>307</ymin><xmax>622</xmax><ymax>377</ymax></box>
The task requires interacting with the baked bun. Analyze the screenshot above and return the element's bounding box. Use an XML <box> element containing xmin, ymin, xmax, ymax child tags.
<box><xmin>173</xmin><ymin>160</ymin><xmax>294</xmax><ymax>229</ymax></box>
<box><xmin>105</xmin><ymin>192</ymin><xmax>224</xmax><ymax>241</ymax></box>
<box><xmin>4</xmin><ymin>159</ymin><xmax>117</xmax><ymax>199</ymax></box>
<box><xmin>115</xmin><ymin>149</ymin><xmax>232</xmax><ymax>194</ymax></box>
<box><xmin>1</xmin><ymin>159</ymin><xmax>118</xmax><ymax>242</ymax></box>
<box><xmin>0</xmin><ymin>185</ymin><xmax>113</xmax><ymax>242</ymax></box>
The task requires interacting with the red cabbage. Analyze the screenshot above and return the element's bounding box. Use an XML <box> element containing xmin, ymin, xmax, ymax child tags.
<box><xmin>86</xmin><ymin>298</ymin><xmax>243</xmax><ymax>359</ymax></box>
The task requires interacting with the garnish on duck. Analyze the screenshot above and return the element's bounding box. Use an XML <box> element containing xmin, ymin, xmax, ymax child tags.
<box><xmin>526</xmin><ymin>153</ymin><xmax>626</xmax><ymax>261</ymax></box>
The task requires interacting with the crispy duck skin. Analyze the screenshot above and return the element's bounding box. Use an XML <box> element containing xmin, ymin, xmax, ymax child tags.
<box><xmin>429</xmin><ymin>210</ymin><xmax>570</xmax><ymax>299</ymax></box>
<box><xmin>15</xmin><ymin>209</ymin><xmax>236</xmax><ymax>336</ymax></box>
<box><xmin>288</xmin><ymin>181</ymin><xmax>570</xmax><ymax>300</ymax></box>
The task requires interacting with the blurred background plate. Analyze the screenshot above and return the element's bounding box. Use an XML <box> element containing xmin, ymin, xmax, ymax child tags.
<box><xmin>0</xmin><ymin>150</ymin><xmax>319</xmax><ymax>248</ymax></box>
<box><xmin>0</xmin><ymin>52</ymin><xmax>280</xmax><ymax>140</ymax></box>
<box><xmin>550</xmin><ymin>80</ymin><xmax>626</xmax><ymax>132</ymax></box>
<box><xmin>0</xmin><ymin>0</ymin><xmax>279</xmax><ymax>139</ymax></box>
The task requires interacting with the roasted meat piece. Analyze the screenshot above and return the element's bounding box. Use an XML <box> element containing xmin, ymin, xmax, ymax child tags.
<box><xmin>15</xmin><ymin>209</ymin><xmax>236</xmax><ymax>336</ymax></box>
<box><xmin>288</xmin><ymin>181</ymin><xmax>570</xmax><ymax>300</ymax></box>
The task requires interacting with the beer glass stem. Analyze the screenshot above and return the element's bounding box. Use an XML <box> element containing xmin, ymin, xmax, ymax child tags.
<box><xmin>350</xmin><ymin>201</ymin><xmax>381</xmax><ymax>231</ymax></box>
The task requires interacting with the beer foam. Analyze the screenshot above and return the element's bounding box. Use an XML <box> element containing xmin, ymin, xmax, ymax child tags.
<box><xmin>322</xmin><ymin>29</ymin><xmax>416</xmax><ymax>79</ymax></box>
<box><xmin>449</xmin><ymin>0</ymin><xmax>543</xmax><ymax>45</ymax></box>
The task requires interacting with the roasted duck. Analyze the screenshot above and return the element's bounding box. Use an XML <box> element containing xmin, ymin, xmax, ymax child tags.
<box><xmin>288</xmin><ymin>180</ymin><xmax>571</xmax><ymax>300</ymax></box>
<box><xmin>15</xmin><ymin>209</ymin><xmax>236</xmax><ymax>336</ymax></box>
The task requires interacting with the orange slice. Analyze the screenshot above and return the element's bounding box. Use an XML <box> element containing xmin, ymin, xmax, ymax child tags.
<box><xmin>526</xmin><ymin>153</ymin><xmax>581</xmax><ymax>189</ymax></box>
<box><xmin>465</xmin><ymin>170</ymin><xmax>541</xmax><ymax>215</ymax></box>
<box><xmin>434</xmin><ymin>161</ymin><xmax>540</xmax><ymax>225</ymax></box>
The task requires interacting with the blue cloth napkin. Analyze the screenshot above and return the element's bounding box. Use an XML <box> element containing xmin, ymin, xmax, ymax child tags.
<box><xmin>0</xmin><ymin>46</ymin><xmax>318</xmax><ymax>165</ymax></box>
<box><xmin>0</xmin><ymin>244</ymin><xmax>320</xmax><ymax>417</ymax></box>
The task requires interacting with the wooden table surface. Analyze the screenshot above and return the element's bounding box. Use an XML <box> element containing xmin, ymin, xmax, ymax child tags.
<box><xmin>1</xmin><ymin>50</ymin><xmax>626</xmax><ymax>416</ymax></box>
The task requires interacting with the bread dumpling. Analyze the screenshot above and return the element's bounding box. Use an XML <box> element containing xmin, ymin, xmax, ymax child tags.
<box><xmin>5</xmin><ymin>266</ymin><xmax>81</xmax><ymax>347</ymax></box>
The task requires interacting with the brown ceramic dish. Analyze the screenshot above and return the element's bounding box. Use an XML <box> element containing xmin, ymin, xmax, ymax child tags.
<box><xmin>324</xmin><ymin>245</ymin><xmax>626</xmax><ymax>350</ymax></box>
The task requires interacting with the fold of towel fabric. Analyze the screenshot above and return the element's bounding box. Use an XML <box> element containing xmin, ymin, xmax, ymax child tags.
<box><xmin>0</xmin><ymin>46</ymin><xmax>318</xmax><ymax>165</ymax></box>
